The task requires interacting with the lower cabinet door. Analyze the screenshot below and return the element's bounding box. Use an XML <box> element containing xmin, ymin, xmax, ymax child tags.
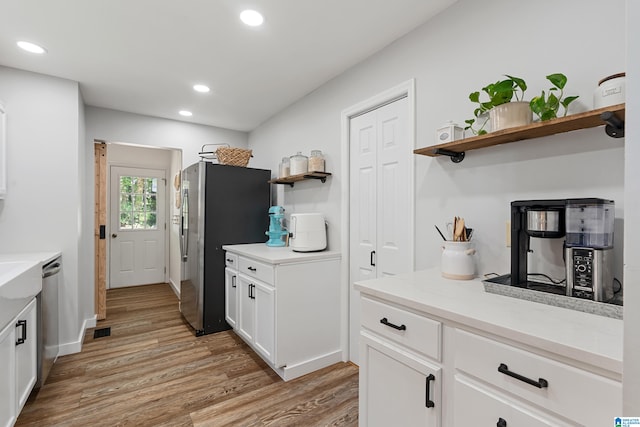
<box><xmin>0</xmin><ymin>322</ymin><xmax>17</xmax><ymax>427</ymax></box>
<box><xmin>453</xmin><ymin>376</ymin><xmax>574</xmax><ymax>427</ymax></box>
<box><xmin>224</xmin><ymin>268</ymin><xmax>238</xmax><ymax>329</ymax></box>
<box><xmin>15</xmin><ymin>298</ymin><xmax>37</xmax><ymax>413</ymax></box>
<box><xmin>359</xmin><ymin>331</ymin><xmax>441</xmax><ymax>427</ymax></box>
<box><xmin>253</xmin><ymin>281</ymin><xmax>275</xmax><ymax>364</ymax></box>
<box><xmin>237</xmin><ymin>275</ymin><xmax>255</xmax><ymax>343</ymax></box>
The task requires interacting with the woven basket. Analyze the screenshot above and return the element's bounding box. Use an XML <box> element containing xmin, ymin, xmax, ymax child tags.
<box><xmin>216</xmin><ymin>147</ymin><xmax>252</xmax><ymax>167</ymax></box>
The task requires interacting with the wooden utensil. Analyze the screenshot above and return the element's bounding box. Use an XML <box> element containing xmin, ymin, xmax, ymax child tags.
<box><xmin>454</xmin><ymin>217</ymin><xmax>465</xmax><ymax>242</ymax></box>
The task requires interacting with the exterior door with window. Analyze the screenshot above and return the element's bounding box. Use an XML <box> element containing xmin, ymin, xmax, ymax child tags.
<box><xmin>110</xmin><ymin>166</ymin><xmax>166</xmax><ymax>288</ymax></box>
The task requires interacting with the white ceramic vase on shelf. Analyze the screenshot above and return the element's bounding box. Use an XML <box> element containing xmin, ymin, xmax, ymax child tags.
<box><xmin>489</xmin><ymin>101</ymin><xmax>532</xmax><ymax>132</ymax></box>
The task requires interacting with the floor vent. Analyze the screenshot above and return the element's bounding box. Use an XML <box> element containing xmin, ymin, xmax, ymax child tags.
<box><xmin>93</xmin><ymin>327</ymin><xmax>111</xmax><ymax>339</ymax></box>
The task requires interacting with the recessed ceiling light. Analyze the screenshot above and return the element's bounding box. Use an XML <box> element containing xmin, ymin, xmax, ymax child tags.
<box><xmin>17</xmin><ymin>41</ymin><xmax>47</xmax><ymax>54</ymax></box>
<box><xmin>179</xmin><ymin>110</ymin><xmax>193</xmax><ymax>117</ymax></box>
<box><xmin>240</xmin><ymin>10</ymin><xmax>264</xmax><ymax>27</ymax></box>
<box><xmin>193</xmin><ymin>84</ymin><xmax>210</xmax><ymax>93</ymax></box>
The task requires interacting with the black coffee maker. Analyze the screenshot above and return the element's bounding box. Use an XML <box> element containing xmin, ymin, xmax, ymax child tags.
<box><xmin>510</xmin><ymin>198</ymin><xmax>615</xmax><ymax>301</ymax></box>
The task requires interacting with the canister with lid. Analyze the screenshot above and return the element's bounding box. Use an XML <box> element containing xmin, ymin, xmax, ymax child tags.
<box><xmin>289</xmin><ymin>152</ymin><xmax>308</xmax><ymax>175</ymax></box>
<box><xmin>279</xmin><ymin>157</ymin><xmax>290</xmax><ymax>178</ymax></box>
<box><xmin>594</xmin><ymin>72</ymin><xmax>625</xmax><ymax>109</ymax></box>
<box><xmin>308</xmin><ymin>150</ymin><xmax>325</xmax><ymax>172</ymax></box>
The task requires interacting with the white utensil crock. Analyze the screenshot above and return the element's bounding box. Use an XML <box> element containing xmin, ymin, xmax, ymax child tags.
<box><xmin>441</xmin><ymin>241</ymin><xmax>476</xmax><ymax>280</ymax></box>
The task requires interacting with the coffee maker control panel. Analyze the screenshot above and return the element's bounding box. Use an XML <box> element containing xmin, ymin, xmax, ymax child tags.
<box><xmin>570</xmin><ymin>248</ymin><xmax>594</xmax><ymax>298</ymax></box>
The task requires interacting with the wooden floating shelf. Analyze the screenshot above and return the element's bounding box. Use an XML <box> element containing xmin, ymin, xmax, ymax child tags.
<box><xmin>414</xmin><ymin>103</ymin><xmax>625</xmax><ymax>159</ymax></box>
<box><xmin>269</xmin><ymin>171</ymin><xmax>332</xmax><ymax>187</ymax></box>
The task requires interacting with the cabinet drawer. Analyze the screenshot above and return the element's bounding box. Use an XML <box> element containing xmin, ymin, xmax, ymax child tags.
<box><xmin>454</xmin><ymin>329</ymin><xmax>621</xmax><ymax>426</ymax></box>
<box><xmin>239</xmin><ymin>256</ymin><xmax>274</xmax><ymax>285</ymax></box>
<box><xmin>361</xmin><ymin>297</ymin><xmax>441</xmax><ymax>361</ymax></box>
<box><xmin>453</xmin><ymin>377</ymin><xmax>572</xmax><ymax>427</ymax></box>
<box><xmin>225</xmin><ymin>253</ymin><xmax>238</xmax><ymax>268</ymax></box>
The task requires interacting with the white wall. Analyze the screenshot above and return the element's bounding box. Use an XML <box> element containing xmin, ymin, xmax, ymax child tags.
<box><xmin>248</xmin><ymin>0</ymin><xmax>626</xmax><ymax>362</ymax></box>
<box><xmin>0</xmin><ymin>66</ymin><xmax>87</xmax><ymax>353</ymax></box>
<box><xmin>624</xmin><ymin>0</ymin><xmax>640</xmax><ymax>415</ymax></box>
<box><xmin>85</xmin><ymin>106</ymin><xmax>249</xmax><ymax>168</ymax></box>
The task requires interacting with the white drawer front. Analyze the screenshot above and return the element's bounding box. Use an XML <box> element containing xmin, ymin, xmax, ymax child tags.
<box><xmin>453</xmin><ymin>377</ymin><xmax>573</xmax><ymax>427</ymax></box>
<box><xmin>361</xmin><ymin>297</ymin><xmax>441</xmax><ymax>361</ymax></box>
<box><xmin>225</xmin><ymin>252</ymin><xmax>238</xmax><ymax>268</ymax></box>
<box><xmin>239</xmin><ymin>256</ymin><xmax>274</xmax><ymax>285</ymax></box>
<box><xmin>454</xmin><ymin>329</ymin><xmax>621</xmax><ymax>426</ymax></box>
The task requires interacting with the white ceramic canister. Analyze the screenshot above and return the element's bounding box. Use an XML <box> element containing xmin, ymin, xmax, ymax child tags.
<box><xmin>593</xmin><ymin>72</ymin><xmax>625</xmax><ymax>109</ymax></box>
<box><xmin>289</xmin><ymin>152</ymin><xmax>308</xmax><ymax>175</ymax></box>
<box><xmin>441</xmin><ymin>241</ymin><xmax>476</xmax><ymax>280</ymax></box>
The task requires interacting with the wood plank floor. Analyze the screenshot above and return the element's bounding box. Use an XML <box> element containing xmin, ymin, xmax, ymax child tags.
<box><xmin>16</xmin><ymin>284</ymin><xmax>359</xmax><ymax>427</ymax></box>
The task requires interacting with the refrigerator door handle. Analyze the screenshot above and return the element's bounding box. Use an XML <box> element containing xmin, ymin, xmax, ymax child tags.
<box><xmin>181</xmin><ymin>188</ymin><xmax>189</xmax><ymax>261</ymax></box>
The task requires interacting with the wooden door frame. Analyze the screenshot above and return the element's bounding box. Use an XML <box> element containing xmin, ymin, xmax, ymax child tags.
<box><xmin>94</xmin><ymin>142</ymin><xmax>107</xmax><ymax>320</ymax></box>
<box><xmin>340</xmin><ymin>79</ymin><xmax>416</xmax><ymax>363</ymax></box>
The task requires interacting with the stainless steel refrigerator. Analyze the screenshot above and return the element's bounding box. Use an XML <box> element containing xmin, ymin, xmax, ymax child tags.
<box><xmin>180</xmin><ymin>162</ymin><xmax>271</xmax><ymax>335</ymax></box>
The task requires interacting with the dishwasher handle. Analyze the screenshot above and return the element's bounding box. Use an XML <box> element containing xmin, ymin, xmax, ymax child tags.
<box><xmin>43</xmin><ymin>261</ymin><xmax>62</xmax><ymax>278</ymax></box>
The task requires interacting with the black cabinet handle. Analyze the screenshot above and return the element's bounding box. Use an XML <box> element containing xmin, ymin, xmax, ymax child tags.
<box><xmin>380</xmin><ymin>317</ymin><xmax>406</xmax><ymax>331</ymax></box>
<box><xmin>248</xmin><ymin>283</ymin><xmax>255</xmax><ymax>300</ymax></box>
<box><xmin>370</xmin><ymin>250</ymin><xmax>376</xmax><ymax>266</ymax></box>
<box><xmin>498</xmin><ymin>363</ymin><xmax>548</xmax><ymax>388</ymax></box>
<box><xmin>232</xmin><ymin>275</ymin><xmax>236</xmax><ymax>288</ymax></box>
<box><xmin>16</xmin><ymin>320</ymin><xmax>27</xmax><ymax>345</ymax></box>
<box><xmin>248</xmin><ymin>266</ymin><xmax>257</xmax><ymax>272</ymax></box>
<box><xmin>226</xmin><ymin>258</ymin><xmax>234</xmax><ymax>263</ymax></box>
<box><xmin>425</xmin><ymin>374</ymin><xmax>435</xmax><ymax>408</ymax></box>
<box><xmin>497</xmin><ymin>418</ymin><xmax>507</xmax><ymax>427</ymax></box>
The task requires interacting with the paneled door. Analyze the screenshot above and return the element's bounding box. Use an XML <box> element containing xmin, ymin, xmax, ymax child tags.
<box><xmin>349</xmin><ymin>96</ymin><xmax>412</xmax><ymax>363</ymax></box>
<box><xmin>110</xmin><ymin>166</ymin><xmax>166</xmax><ymax>288</ymax></box>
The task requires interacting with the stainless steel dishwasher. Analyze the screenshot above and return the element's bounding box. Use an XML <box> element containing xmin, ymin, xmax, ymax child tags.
<box><xmin>36</xmin><ymin>256</ymin><xmax>61</xmax><ymax>388</ymax></box>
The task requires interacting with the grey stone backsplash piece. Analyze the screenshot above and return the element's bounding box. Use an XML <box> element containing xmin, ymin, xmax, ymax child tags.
<box><xmin>483</xmin><ymin>281</ymin><xmax>623</xmax><ymax>320</ymax></box>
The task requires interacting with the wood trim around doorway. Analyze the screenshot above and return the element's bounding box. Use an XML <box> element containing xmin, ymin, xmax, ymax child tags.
<box><xmin>94</xmin><ymin>142</ymin><xmax>107</xmax><ymax>320</ymax></box>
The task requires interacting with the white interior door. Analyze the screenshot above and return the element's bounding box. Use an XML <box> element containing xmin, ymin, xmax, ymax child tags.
<box><xmin>349</xmin><ymin>96</ymin><xmax>412</xmax><ymax>364</ymax></box>
<box><xmin>110</xmin><ymin>166</ymin><xmax>166</xmax><ymax>288</ymax></box>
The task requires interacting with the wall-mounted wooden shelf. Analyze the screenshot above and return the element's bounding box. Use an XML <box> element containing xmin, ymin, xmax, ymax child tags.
<box><xmin>414</xmin><ymin>103</ymin><xmax>625</xmax><ymax>162</ymax></box>
<box><xmin>269</xmin><ymin>171</ymin><xmax>332</xmax><ymax>187</ymax></box>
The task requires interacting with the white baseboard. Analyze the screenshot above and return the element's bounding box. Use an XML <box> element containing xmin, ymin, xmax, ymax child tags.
<box><xmin>58</xmin><ymin>315</ymin><xmax>97</xmax><ymax>356</ymax></box>
<box><xmin>169</xmin><ymin>278</ymin><xmax>180</xmax><ymax>297</ymax></box>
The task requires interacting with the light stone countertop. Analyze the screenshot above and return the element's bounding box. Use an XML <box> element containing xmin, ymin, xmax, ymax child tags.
<box><xmin>355</xmin><ymin>268</ymin><xmax>623</xmax><ymax>374</ymax></box>
<box><xmin>223</xmin><ymin>243</ymin><xmax>340</xmax><ymax>264</ymax></box>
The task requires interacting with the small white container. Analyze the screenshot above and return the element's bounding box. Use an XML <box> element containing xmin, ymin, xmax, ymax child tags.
<box><xmin>441</xmin><ymin>241</ymin><xmax>476</xmax><ymax>280</ymax></box>
<box><xmin>436</xmin><ymin>121</ymin><xmax>465</xmax><ymax>143</ymax></box>
<box><xmin>308</xmin><ymin>150</ymin><xmax>325</xmax><ymax>172</ymax></box>
<box><xmin>279</xmin><ymin>157</ymin><xmax>290</xmax><ymax>178</ymax></box>
<box><xmin>289</xmin><ymin>152</ymin><xmax>308</xmax><ymax>175</ymax></box>
<box><xmin>594</xmin><ymin>73</ymin><xmax>625</xmax><ymax>109</ymax></box>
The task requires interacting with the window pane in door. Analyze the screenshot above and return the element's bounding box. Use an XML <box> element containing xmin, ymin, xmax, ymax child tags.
<box><xmin>119</xmin><ymin>175</ymin><xmax>159</xmax><ymax>231</ymax></box>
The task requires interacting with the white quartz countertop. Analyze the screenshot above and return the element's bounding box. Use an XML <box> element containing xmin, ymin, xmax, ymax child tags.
<box><xmin>223</xmin><ymin>243</ymin><xmax>340</xmax><ymax>264</ymax></box>
<box><xmin>355</xmin><ymin>268</ymin><xmax>623</xmax><ymax>374</ymax></box>
<box><xmin>0</xmin><ymin>251</ymin><xmax>61</xmax><ymax>265</ymax></box>
<box><xmin>0</xmin><ymin>252</ymin><xmax>60</xmax><ymax>332</ymax></box>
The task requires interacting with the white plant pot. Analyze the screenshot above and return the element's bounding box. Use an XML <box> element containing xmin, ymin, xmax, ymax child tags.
<box><xmin>489</xmin><ymin>101</ymin><xmax>532</xmax><ymax>132</ymax></box>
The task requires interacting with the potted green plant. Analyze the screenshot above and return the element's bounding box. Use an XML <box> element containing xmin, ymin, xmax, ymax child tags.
<box><xmin>465</xmin><ymin>75</ymin><xmax>531</xmax><ymax>135</ymax></box>
<box><xmin>529</xmin><ymin>73</ymin><xmax>579</xmax><ymax>121</ymax></box>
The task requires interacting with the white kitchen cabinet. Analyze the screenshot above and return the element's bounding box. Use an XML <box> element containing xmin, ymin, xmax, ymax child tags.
<box><xmin>15</xmin><ymin>298</ymin><xmax>37</xmax><ymax>414</ymax></box>
<box><xmin>224</xmin><ymin>267</ymin><xmax>238</xmax><ymax>329</ymax></box>
<box><xmin>0</xmin><ymin>320</ymin><xmax>17</xmax><ymax>427</ymax></box>
<box><xmin>223</xmin><ymin>244</ymin><xmax>342</xmax><ymax>381</ymax></box>
<box><xmin>237</xmin><ymin>274</ymin><xmax>275</xmax><ymax>363</ymax></box>
<box><xmin>355</xmin><ymin>269</ymin><xmax>623</xmax><ymax>427</ymax></box>
<box><xmin>360</xmin><ymin>332</ymin><xmax>441</xmax><ymax>427</ymax></box>
<box><xmin>0</xmin><ymin>297</ymin><xmax>37</xmax><ymax>427</ymax></box>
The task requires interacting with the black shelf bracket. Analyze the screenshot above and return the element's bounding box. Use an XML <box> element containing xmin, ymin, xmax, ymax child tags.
<box><xmin>600</xmin><ymin>111</ymin><xmax>625</xmax><ymax>138</ymax></box>
<box><xmin>434</xmin><ymin>148</ymin><xmax>465</xmax><ymax>163</ymax></box>
<box><xmin>303</xmin><ymin>174</ymin><xmax>328</xmax><ymax>183</ymax></box>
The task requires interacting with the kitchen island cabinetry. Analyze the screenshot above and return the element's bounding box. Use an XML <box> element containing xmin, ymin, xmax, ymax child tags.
<box><xmin>355</xmin><ymin>269</ymin><xmax>623</xmax><ymax>427</ymax></box>
<box><xmin>223</xmin><ymin>243</ymin><xmax>342</xmax><ymax>381</ymax></box>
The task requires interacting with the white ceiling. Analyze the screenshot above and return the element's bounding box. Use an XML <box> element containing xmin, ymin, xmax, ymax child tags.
<box><xmin>0</xmin><ymin>0</ymin><xmax>456</xmax><ymax>132</ymax></box>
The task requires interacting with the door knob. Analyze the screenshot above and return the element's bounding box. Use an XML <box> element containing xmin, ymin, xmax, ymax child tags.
<box><xmin>112</xmin><ymin>233</ymin><xmax>118</xmax><ymax>238</ymax></box>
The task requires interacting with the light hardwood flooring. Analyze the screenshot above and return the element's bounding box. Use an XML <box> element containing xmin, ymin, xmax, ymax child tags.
<box><xmin>16</xmin><ymin>283</ymin><xmax>359</xmax><ymax>426</ymax></box>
